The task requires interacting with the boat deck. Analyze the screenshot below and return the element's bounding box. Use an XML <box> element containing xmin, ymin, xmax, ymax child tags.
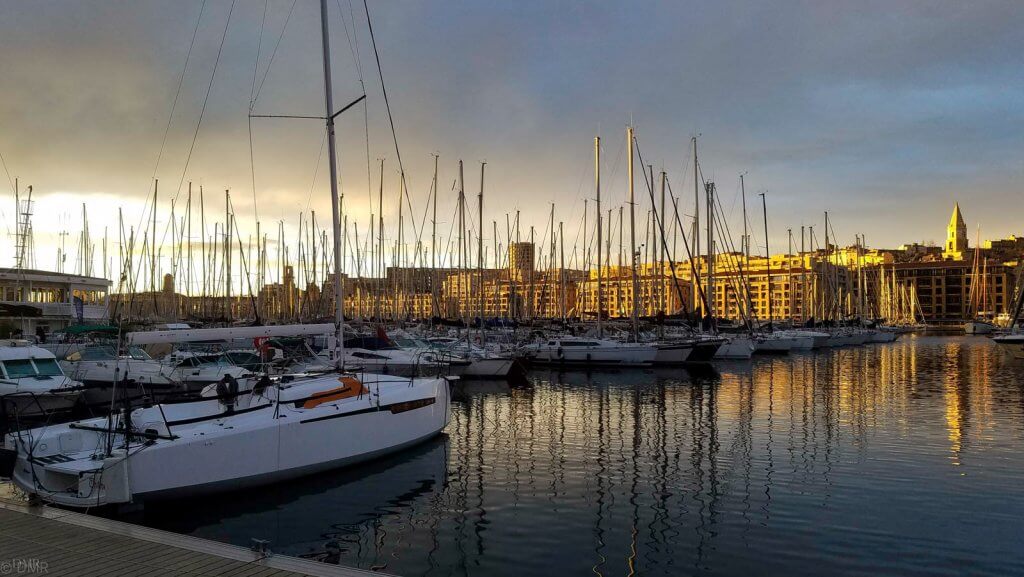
<box><xmin>0</xmin><ymin>497</ymin><xmax>385</xmax><ymax>577</ymax></box>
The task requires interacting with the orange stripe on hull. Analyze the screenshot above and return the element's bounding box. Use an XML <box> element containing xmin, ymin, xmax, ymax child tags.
<box><xmin>301</xmin><ymin>376</ymin><xmax>368</xmax><ymax>409</ymax></box>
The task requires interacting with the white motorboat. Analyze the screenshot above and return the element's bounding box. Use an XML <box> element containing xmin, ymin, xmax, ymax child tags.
<box><xmin>162</xmin><ymin>351</ymin><xmax>254</xmax><ymax>393</ymax></box>
<box><xmin>58</xmin><ymin>345</ymin><xmax>186</xmax><ymax>407</ymax></box>
<box><xmin>992</xmin><ymin>333</ymin><xmax>1024</xmax><ymax>360</ymax></box>
<box><xmin>0</xmin><ymin>341</ymin><xmax>83</xmax><ymax>419</ymax></box>
<box><xmin>712</xmin><ymin>336</ymin><xmax>755</xmax><ymax>360</ymax></box>
<box><xmin>7</xmin><ymin>372</ymin><xmax>451</xmax><ymax>508</ymax></box>
<box><xmin>520</xmin><ymin>337</ymin><xmax>657</xmax><ymax>367</ymax></box>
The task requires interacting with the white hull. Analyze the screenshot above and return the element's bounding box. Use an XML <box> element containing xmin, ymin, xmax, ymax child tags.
<box><xmin>652</xmin><ymin>342</ymin><xmax>697</xmax><ymax>365</ymax></box>
<box><xmin>964</xmin><ymin>321</ymin><xmax>996</xmax><ymax>335</ymax></box>
<box><xmin>461</xmin><ymin>357</ymin><xmax>519</xmax><ymax>378</ymax></box>
<box><xmin>714</xmin><ymin>337</ymin><xmax>755</xmax><ymax>360</ymax></box>
<box><xmin>9</xmin><ymin>373</ymin><xmax>451</xmax><ymax>507</ymax></box>
<box><xmin>754</xmin><ymin>336</ymin><xmax>800</xmax><ymax>354</ymax></box>
<box><xmin>522</xmin><ymin>339</ymin><xmax>657</xmax><ymax>367</ymax></box>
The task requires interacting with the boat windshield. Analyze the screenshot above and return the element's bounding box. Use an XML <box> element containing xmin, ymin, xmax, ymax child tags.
<box><xmin>2</xmin><ymin>359</ymin><xmax>37</xmax><ymax>378</ymax></box>
<box><xmin>33</xmin><ymin>358</ymin><xmax>64</xmax><ymax>376</ymax></box>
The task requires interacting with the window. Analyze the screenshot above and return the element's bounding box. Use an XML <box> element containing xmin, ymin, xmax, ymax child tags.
<box><xmin>33</xmin><ymin>359</ymin><xmax>63</xmax><ymax>376</ymax></box>
<box><xmin>2</xmin><ymin>360</ymin><xmax>37</xmax><ymax>378</ymax></box>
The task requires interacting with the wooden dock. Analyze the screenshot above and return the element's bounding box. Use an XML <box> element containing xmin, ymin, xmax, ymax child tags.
<box><xmin>0</xmin><ymin>497</ymin><xmax>389</xmax><ymax>577</ymax></box>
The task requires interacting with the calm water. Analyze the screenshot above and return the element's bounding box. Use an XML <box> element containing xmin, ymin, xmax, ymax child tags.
<box><xmin>137</xmin><ymin>336</ymin><xmax>1024</xmax><ymax>576</ymax></box>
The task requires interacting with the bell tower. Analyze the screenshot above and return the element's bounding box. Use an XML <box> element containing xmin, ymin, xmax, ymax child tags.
<box><xmin>943</xmin><ymin>202</ymin><xmax>968</xmax><ymax>260</ymax></box>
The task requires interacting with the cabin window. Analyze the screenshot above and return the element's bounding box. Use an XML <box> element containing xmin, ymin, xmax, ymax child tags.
<box><xmin>33</xmin><ymin>359</ymin><xmax>63</xmax><ymax>376</ymax></box>
<box><xmin>2</xmin><ymin>359</ymin><xmax>37</xmax><ymax>378</ymax></box>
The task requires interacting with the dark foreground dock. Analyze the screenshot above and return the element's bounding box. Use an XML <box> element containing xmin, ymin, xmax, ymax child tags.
<box><xmin>0</xmin><ymin>498</ymin><xmax>388</xmax><ymax>577</ymax></box>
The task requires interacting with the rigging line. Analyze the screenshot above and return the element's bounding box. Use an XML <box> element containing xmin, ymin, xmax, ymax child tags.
<box><xmin>304</xmin><ymin>130</ymin><xmax>329</xmax><ymax>214</ymax></box>
<box><xmin>248</xmin><ymin>0</ymin><xmax>269</xmax><ymax>227</ymax></box>
<box><xmin>0</xmin><ymin>148</ymin><xmax>14</xmax><ymax>193</ymax></box>
<box><xmin>253</xmin><ymin>0</ymin><xmax>298</xmax><ymax>105</ymax></box>
<box><xmin>171</xmin><ymin>0</ymin><xmax>236</xmax><ymax>208</ymax></box>
<box><xmin>362</xmin><ymin>0</ymin><xmax>420</xmax><ymax>244</ymax></box>
<box><xmin>138</xmin><ymin>0</ymin><xmax>230</xmax><ymax>300</ymax></box>
<box><xmin>150</xmin><ymin>0</ymin><xmax>207</xmax><ymax>185</ymax></box>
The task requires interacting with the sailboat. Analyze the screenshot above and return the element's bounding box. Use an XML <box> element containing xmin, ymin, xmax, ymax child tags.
<box><xmin>6</xmin><ymin>0</ymin><xmax>451</xmax><ymax>508</ymax></box>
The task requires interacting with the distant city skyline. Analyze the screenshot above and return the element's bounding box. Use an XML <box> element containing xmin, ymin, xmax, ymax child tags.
<box><xmin>1</xmin><ymin>1</ymin><xmax>1021</xmax><ymax>278</ymax></box>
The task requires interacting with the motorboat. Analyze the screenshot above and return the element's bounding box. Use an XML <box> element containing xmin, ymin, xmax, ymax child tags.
<box><xmin>161</xmin><ymin>351</ymin><xmax>255</xmax><ymax>393</ymax></box>
<box><xmin>0</xmin><ymin>340</ymin><xmax>83</xmax><ymax>420</ymax></box>
<box><xmin>519</xmin><ymin>337</ymin><xmax>657</xmax><ymax>367</ymax></box>
<box><xmin>420</xmin><ymin>337</ymin><xmax>523</xmax><ymax>379</ymax></box>
<box><xmin>7</xmin><ymin>371</ymin><xmax>451</xmax><ymax>508</ymax></box>
<box><xmin>58</xmin><ymin>344</ymin><xmax>186</xmax><ymax>407</ymax></box>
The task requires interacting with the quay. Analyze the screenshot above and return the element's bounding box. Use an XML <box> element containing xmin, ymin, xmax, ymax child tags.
<box><xmin>0</xmin><ymin>496</ymin><xmax>387</xmax><ymax>577</ymax></box>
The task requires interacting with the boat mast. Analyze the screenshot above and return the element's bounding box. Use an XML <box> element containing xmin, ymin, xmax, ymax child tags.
<box><xmin>761</xmin><ymin>192</ymin><xmax>772</xmax><ymax>328</ymax></box>
<box><xmin>627</xmin><ymin>126</ymin><xmax>639</xmax><ymax>341</ymax></box>
<box><xmin>706</xmin><ymin>182</ymin><xmax>714</xmax><ymax>333</ymax></box>
<box><xmin>595</xmin><ymin>136</ymin><xmax>603</xmax><ymax>337</ymax></box>
<box><xmin>478</xmin><ymin>162</ymin><xmax>485</xmax><ymax>343</ymax></box>
<box><xmin>431</xmin><ymin>154</ymin><xmax>438</xmax><ymax>322</ymax></box>
<box><xmin>692</xmin><ymin>136</ymin><xmax>700</xmax><ymax>318</ymax></box>
<box><xmin>319</xmin><ymin>0</ymin><xmax>345</xmax><ymax>367</ymax></box>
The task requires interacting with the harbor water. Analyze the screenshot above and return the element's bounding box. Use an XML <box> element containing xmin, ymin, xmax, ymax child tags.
<box><xmin>134</xmin><ymin>335</ymin><xmax>1024</xmax><ymax>576</ymax></box>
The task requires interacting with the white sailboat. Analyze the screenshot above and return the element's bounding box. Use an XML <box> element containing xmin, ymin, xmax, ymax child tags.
<box><xmin>520</xmin><ymin>337</ymin><xmax>658</xmax><ymax>367</ymax></box>
<box><xmin>7</xmin><ymin>1</ymin><xmax>450</xmax><ymax>508</ymax></box>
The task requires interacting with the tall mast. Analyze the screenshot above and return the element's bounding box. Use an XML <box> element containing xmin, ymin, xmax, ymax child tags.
<box><xmin>627</xmin><ymin>126</ymin><xmax>639</xmax><ymax>340</ymax></box>
<box><xmin>692</xmin><ymin>136</ymin><xmax>700</xmax><ymax>317</ymax></box>
<box><xmin>594</xmin><ymin>136</ymin><xmax>603</xmax><ymax>337</ymax></box>
<box><xmin>788</xmin><ymin>228</ymin><xmax>794</xmax><ymax>323</ymax></box>
<box><xmin>740</xmin><ymin>173</ymin><xmax>749</xmax><ymax>259</ymax></box>
<box><xmin>431</xmin><ymin>154</ymin><xmax>438</xmax><ymax>320</ymax></box>
<box><xmin>152</xmin><ymin>180</ymin><xmax>158</xmax><ymax>293</ymax></box>
<box><xmin>705</xmin><ymin>182</ymin><xmax>714</xmax><ymax>332</ymax></box>
<box><xmin>559</xmin><ymin>221</ymin><xmax>566</xmax><ymax>322</ymax></box>
<box><xmin>659</xmin><ymin>169</ymin><xmax>666</xmax><ymax>321</ymax></box>
<box><xmin>320</xmin><ymin>0</ymin><xmax>345</xmax><ymax>367</ymax></box>
<box><xmin>478</xmin><ymin>162</ymin><xmax>485</xmax><ymax>342</ymax></box>
<box><xmin>761</xmin><ymin>192</ymin><xmax>772</xmax><ymax>327</ymax></box>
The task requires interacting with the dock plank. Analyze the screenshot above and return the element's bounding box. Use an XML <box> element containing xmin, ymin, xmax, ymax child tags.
<box><xmin>0</xmin><ymin>499</ymin><xmax>390</xmax><ymax>577</ymax></box>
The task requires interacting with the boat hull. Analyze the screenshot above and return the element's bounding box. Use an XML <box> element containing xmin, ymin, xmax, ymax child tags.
<box><xmin>9</xmin><ymin>375</ymin><xmax>451</xmax><ymax>508</ymax></box>
<box><xmin>714</xmin><ymin>337</ymin><xmax>755</xmax><ymax>360</ymax></box>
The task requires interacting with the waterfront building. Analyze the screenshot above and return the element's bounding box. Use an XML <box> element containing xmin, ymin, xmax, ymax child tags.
<box><xmin>0</xmin><ymin>267</ymin><xmax>110</xmax><ymax>339</ymax></box>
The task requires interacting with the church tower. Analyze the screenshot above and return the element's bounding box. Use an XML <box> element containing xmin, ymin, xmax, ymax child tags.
<box><xmin>943</xmin><ymin>202</ymin><xmax>968</xmax><ymax>260</ymax></box>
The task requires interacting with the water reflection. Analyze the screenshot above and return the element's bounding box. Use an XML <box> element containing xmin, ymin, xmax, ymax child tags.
<box><xmin>138</xmin><ymin>337</ymin><xmax>1024</xmax><ymax>576</ymax></box>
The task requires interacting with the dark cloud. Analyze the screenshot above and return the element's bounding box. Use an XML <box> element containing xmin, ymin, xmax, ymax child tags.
<box><xmin>1</xmin><ymin>0</ymin><xmax>1021</xmax><ymax>275</ymax></box>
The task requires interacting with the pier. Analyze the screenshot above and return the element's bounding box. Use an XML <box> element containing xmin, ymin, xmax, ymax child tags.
<box><xmin>0</xmin><ymin>497</ymin><xmax>386</xmax><ymax>577</ymax></box>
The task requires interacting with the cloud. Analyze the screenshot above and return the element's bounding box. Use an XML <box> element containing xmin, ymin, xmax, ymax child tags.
<box><xmin>0</xmin><ymin>0</ymin><xmax>1021</xmax><ymax>282</ymax></box>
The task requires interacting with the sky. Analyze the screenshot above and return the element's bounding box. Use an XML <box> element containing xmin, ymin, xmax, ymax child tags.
<box><xmin>0</xmin><ymin>0</ymin><xmax>1021</xmax><ymax>288</ymax></box>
